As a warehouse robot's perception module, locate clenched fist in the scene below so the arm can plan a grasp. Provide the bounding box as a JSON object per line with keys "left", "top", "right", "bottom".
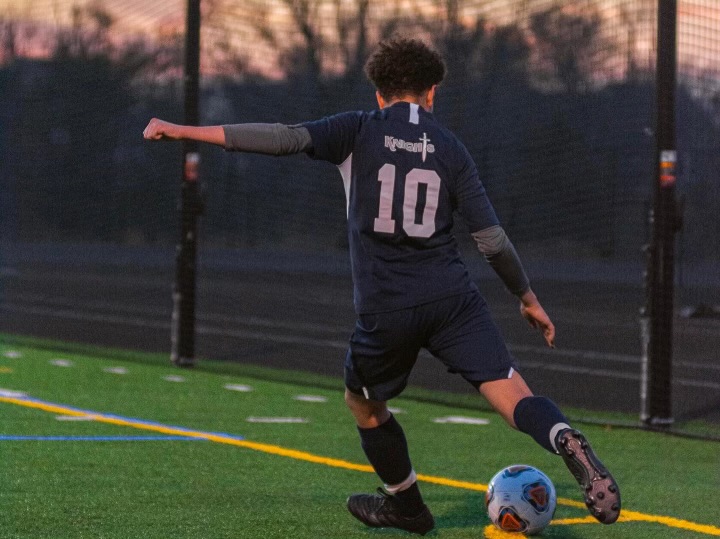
{"left": 143, "top": 118, "right": 182, "bottom": 140}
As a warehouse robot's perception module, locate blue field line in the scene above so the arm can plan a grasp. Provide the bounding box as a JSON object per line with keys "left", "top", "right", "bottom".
{"left": 3, "top": 393, "right": 246, "bottom": 442}
{"left": 0, "top": 435, "right": 206, "bottom": 442}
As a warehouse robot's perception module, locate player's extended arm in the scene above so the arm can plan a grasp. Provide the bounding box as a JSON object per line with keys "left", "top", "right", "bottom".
{"left": 143, "top": 118, "right": 312, "bottom": 156}
{"left": 143, "top": 118, "right": 225, "bottom": 145}
{"left": 473, "top": 225, "right": 555, "bottom": 347}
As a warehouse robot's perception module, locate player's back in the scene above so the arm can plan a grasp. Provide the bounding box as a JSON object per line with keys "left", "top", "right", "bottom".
{"left": 303, "top": 102, "right": 499, "bottom": 314}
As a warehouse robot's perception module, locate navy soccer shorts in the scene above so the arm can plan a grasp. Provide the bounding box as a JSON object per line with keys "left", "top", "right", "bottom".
{"left": 345, "top": 290, "right": 518, "bottom": 401}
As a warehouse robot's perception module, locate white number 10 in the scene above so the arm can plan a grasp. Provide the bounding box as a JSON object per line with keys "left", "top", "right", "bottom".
{"left": 373, "top": 164, "right": 441, "bottom": 238}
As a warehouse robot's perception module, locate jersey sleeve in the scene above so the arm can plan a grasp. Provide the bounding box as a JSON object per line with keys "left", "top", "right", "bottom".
{"left": 223, "top": 123, "right": 312, "bottom": 155}
{"left": 453, "top": 144, "right": 500, "bottom": 233}
{"left": 301, "top": 111, "right": 364, "bottom": 165}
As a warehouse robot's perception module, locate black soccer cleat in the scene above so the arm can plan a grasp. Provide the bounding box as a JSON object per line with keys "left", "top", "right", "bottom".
{"left": 347, "top": 488, "right": 435, "bottom": 535}
{"left": 557, "top": 428, "right": 621, "bottom": 524}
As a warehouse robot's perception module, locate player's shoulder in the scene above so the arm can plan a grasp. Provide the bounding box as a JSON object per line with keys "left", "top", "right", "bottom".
{"left": 318, "top": 109, "right": 366, "bottom": 128}
{"left": 301, "top": 109, "right": 366, "bottom": 145}
{"left": 420, "top": 115, "right": 473, "bottom": 163}
{"left": 431, "top": 120, "right": 465, "bottom": 147}
{"left": 423, "top": 120, "right": 477, "bottom": 181}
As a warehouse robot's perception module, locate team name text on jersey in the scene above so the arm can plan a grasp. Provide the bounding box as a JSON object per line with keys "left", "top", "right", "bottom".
{"left": 384, "top": 133, "right": 435, "bottom": 162}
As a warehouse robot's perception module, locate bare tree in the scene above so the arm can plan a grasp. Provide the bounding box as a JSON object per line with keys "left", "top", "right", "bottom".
{"left": 334, "top": 0, "right": 369, "bottom": 82}
{"left": 0, "top": 15, "right": 17, "bottom": 63}
{"left": 53, "top": 2, "right": 114, "bottom": 59}
{"left": 418, "top": 1, "right": 530, "bottom": 86}
{"left": 529, "top": 2, "right": 612, "bottom": 94}
{"left": 618, "top": 1, "right": 655, "bottom": 83}
{"left": 0, "top": 5, "right": 41, "bottom": 65}
{"left": 433, "top": 0, "right": 487, "bottom": 80}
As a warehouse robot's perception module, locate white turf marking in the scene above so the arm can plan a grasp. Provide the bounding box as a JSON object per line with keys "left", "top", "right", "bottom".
{"left": 163, "top": 375, "right": 186, "bottom": 383}
{"left": 50, "top": 359, "right": 73, "bottom": 367}
{"left": 433, "top": 416, "right": 490, "bottom": 425}
{"left": 293, "top": 395, "right": 328, "bottom": 403}
{"left": 387, "top": 407, "right": 405, "bottom": 414}
{"left": 103, "top": 367, "right": 128, "bottom": 375}
{"left": 0, "top": 388, "right": 27, "bottom": 398}
{"left": 224, "top": 384, "right": 253, "bottom": 392}
{"left": 55, "top": 415, "right": 94, "bottom": 421}
{"left": 246, "top": 417, "right": 308, "bottom": 424}
{"left": 3, "top": 351, "right": 22, "bottom": 359}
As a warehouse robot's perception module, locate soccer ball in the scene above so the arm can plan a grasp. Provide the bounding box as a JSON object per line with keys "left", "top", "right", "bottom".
{"left": 485, "top": 465, "right": 557, "bottom": 535}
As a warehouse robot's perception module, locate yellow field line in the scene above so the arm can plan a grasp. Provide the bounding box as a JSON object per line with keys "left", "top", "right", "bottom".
{"left": 415, "top": 471, "right": 586, "bottom": 509}
{"left": 3, "top": 395, "right": 719, "bottom": 537}
{"left": 0, "top": 395, "right": 375, "bottom": 473}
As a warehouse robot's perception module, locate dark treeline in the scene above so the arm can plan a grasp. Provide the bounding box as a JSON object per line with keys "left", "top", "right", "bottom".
{"left": 0, "top": 1, "right": 718, "bottom": 263}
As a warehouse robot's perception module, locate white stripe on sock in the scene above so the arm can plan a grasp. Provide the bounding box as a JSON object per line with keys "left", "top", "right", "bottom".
{"left": 385, "top": 469, "right": 417, "bottom": 494}
{"left": 549, "top": 422, "right": 572, "bottom": 453}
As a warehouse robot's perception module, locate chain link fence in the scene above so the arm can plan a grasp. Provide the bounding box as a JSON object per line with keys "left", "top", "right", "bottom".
{"left": 0, "top": 0, "right": 718, "bottom": 427}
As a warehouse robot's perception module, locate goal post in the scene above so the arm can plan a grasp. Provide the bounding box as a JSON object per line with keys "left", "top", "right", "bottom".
{"left": 640, "top": 0, "right": 679, "bottom": 427}
{"left": 171, "top": 0, "right": 202, "bottom": 368}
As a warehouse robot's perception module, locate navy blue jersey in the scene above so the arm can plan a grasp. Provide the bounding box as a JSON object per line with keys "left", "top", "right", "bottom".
{"left": 302, "top": 102, "right": 499, "bottom": 314}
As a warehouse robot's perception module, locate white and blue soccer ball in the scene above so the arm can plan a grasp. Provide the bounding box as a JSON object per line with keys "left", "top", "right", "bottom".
{"left": 485, "top": 465, "right": 557, "bottom": 535}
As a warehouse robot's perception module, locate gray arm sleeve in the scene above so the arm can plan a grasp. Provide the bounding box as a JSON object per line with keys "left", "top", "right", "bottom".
{"left": 222, "top": 123, "right": 312, "bottom": 155}
{"left": 472, "top": 225, "right": 531, "bottom": 297}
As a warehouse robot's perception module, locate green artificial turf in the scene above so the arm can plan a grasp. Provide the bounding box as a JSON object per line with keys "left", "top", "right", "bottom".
{"left": 0, "top": 336, "right": 718, "bottom": 538}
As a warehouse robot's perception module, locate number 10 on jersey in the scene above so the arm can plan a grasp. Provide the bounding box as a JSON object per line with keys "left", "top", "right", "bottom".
{"left": 373, "top": 164, "right": 441, "bottom": 238}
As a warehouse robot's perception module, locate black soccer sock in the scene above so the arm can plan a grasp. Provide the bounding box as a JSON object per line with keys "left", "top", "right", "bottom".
{"left": 357, "top": 414, "right": 425, "bottom": 514}
{"left": 393, "top": 481, "right": 424, "bottom": 514}
{"left": 358, "top": 414, "right": 412, "bottom": 484}
{"left": 513, "top": 396, "right": 571, "bottom": 454}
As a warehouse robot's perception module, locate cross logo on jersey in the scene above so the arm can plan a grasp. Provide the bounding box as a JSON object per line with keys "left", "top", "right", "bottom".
{"left": 419, "top": 133, "right": 430, "bottom": 162}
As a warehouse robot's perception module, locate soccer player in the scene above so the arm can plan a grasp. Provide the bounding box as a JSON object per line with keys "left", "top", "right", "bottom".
{"left": 144, "top": 37, "right": 620, "bottom": 535}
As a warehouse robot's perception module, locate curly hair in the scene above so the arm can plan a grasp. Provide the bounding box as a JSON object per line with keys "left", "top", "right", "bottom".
{"left": 364, "top": 38, "right": 446, "bottom": 100}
